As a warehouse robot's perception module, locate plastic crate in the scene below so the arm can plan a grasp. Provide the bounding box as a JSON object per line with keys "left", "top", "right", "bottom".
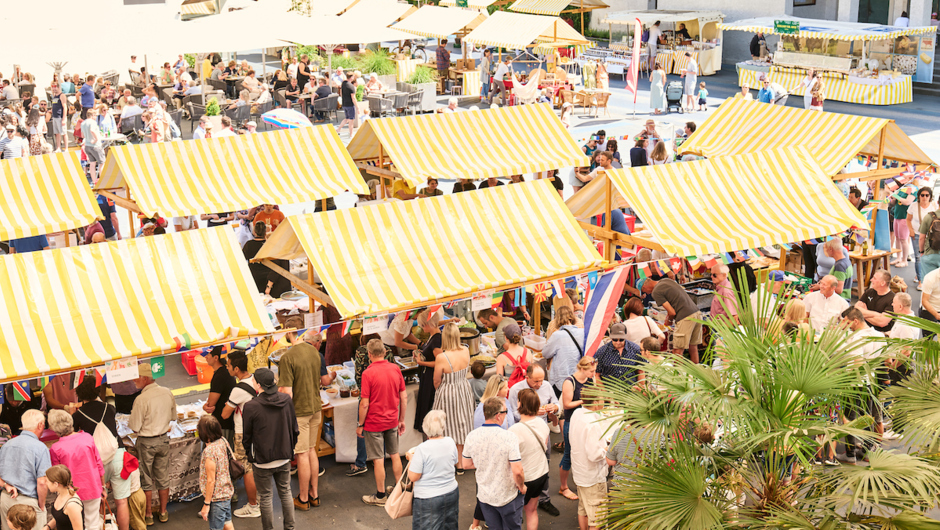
{"left": 181, "top": 350, "right": 199, "bottom": 376}
{"left": 681, "top": 279, "right": 715, "bottom": 312}
{"left": 787, "top": 274, "right": 814, "bottom": 291}
{"left": 524, "top": 334, "right": 547, "bottom": 352}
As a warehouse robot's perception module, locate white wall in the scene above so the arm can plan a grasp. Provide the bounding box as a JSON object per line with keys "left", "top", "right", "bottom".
{"left": 793, "top": 0, "right": 839, "bottom": 20}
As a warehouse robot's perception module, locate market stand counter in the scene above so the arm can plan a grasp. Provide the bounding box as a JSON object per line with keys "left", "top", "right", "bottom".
{"left": 736, "top": 64, "right": 913, "bottom": 105}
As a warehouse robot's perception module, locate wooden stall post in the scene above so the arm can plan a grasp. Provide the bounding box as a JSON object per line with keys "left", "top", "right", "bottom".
{"left": 379, "top": 144, "right": 388, "bottom": 199}
{"left": 870, "top": 126, "right": 888, "bottom": 241}
{"left": 532, "top": 290, "right": 541, "bottom": 336}
{"left": 126, "top": 187, "right": 135, "bottom": 239}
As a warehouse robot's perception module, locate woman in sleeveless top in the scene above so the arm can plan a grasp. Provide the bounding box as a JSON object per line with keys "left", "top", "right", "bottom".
{"left": 431, "top": 323, "right": 475, "bottom": 473}
{"left": 46, "top": 465, "right": 84, "bottom": 530}
{"left": 495, "top": 323, "right": 534, "bottom": 379}
{"left": 558, "top": 357, "right": 597, "bottom": 501}
{"left": 414, "top": 311, "right": 443, "bottom": 433}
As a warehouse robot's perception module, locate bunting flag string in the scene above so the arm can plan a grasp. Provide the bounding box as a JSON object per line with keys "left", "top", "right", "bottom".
{"left": 11, "top": 381, "right": 29, "bottom": 401}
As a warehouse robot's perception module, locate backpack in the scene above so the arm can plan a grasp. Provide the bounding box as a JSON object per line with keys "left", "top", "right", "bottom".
{"left": 928, "top": 212, "right": 940, "bottom": 251}
{"left": 505, "top": 350, "right": 530, "bottom": 390}
{"left": 79, "top": 406, "right": 118, "bottom": 465}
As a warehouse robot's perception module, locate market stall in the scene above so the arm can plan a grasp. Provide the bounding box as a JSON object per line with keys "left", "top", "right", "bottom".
{"left": 463, "top": 10, "right": 591, "bottom": 62}
{"left": 252, "top": 179, "right": 604, "bottom": 461}
{"left": 598, "top": 10, "right": 724, "bottom": 76}
{"left": 93, "top": 126, "right": 368, "bottom": 219}
{"left": 565, "top": 146, "right": 869, "bottom": 260}
{"left": 508, "top": 0, "right": 609, "bottom": 34}
{"left": 345, "top": 103, "right": 588, "bottom": 192}
{"left": 392, "top": 6, "right": 489, "bottom": 95}
{"left": 721, "top": 16, "right": 936, "bottom": 105}
{"left": 0, "top": 226, "right": 273, "bottom": 382}
{"left": 0, "top": 151, "right": 101, "bottom": 243}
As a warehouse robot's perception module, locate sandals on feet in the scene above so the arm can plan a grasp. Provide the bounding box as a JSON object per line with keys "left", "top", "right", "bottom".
{"left": 559, "top": 488, "right": 579, "bottom": 500}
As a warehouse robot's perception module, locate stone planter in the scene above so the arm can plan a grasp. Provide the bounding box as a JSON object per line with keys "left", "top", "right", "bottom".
{"left": 206, "top": 115, "right": 224, "bottom": 131}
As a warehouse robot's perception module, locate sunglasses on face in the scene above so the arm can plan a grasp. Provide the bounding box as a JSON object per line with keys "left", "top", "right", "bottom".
{"left": 921, "top": 193, "right": 931, "bottom": 197}
{"left": 612, "top": 339, "right": 625, "bottom": 342}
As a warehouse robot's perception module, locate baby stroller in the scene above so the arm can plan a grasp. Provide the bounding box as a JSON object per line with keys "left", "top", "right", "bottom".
{"left": 665, "top": 80, "right": 684, "bottom": 114}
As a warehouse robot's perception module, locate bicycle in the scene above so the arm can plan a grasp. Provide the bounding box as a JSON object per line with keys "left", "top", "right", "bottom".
{"left": 392, "top": 37, "right": 429, "bottom": 63}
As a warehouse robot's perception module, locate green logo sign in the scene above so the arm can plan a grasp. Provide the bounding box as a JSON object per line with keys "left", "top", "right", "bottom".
{"left": 774, "top": 20, "right": 800, "bottom": 34}
{"left": 456, "top": 0, "right": 468, "bottom": 6}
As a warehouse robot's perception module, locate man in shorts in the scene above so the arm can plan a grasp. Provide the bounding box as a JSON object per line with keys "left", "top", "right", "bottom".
{"left": 277, "top": 331, "right": 336, "bottom": 511}
{"left": 81, "top": 107, "right": 105, "bottom": 183}
{"left": 221, "top": 351, "right": 261, "bottom": 518}
{"left": 128, "top": 363, "right": 177, "bottom": 525}
{"left": 358, "top": 339, "right": 408, "bottom": 506}
{"left": 568, "top": 396, "right": 609, "bottom": 530}
{"left": 339, "top": 72, "right": 358, "bottom": 138}
{"left": 640, "top": 277, "right": 703, "bottom": 363}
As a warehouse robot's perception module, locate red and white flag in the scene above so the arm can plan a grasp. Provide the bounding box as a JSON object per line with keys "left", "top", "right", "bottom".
{"left": 626, "top": 17, "right": 642, "bottom": 103}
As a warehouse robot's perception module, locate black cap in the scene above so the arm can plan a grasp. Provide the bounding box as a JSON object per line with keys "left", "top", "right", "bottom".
{"left": 253, "top": 368, "right": 277, "bottom": 394}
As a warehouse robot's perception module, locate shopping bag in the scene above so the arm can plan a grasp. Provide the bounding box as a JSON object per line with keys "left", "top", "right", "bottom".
{"left": 384, "top": 462, "right": 413, "bottom": 519}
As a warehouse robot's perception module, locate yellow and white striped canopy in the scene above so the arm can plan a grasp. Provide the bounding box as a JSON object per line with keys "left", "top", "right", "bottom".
{"left": 0, "top": 151, "right": 101, "bottom": 241}
{"left": 679, "top": 98, "right": 933, "bottom": 176}
{"left": 718, "top": 16, "right": 936, "bottom": 41}
{"left": 94, "top": 127, "right": 367, "bottom": 218}
{"left": 255, "top": 180, "right": 603, "bottom": 318}
{"left": 345, "top": 104, "right": 588, "bottom": 187}
{"left": 0, "top": 227, "right": 273, "bottom": 382}
{"left": 568, "top": 146, "right": 869, "bottom": 257}
{"left": 463, "top": 11, "right": 590, "bottom": 49}
{"left": 440, "top": 0, "right": 499, "bottom": 9}
{"left": 392, "top": 6, "right": 487, "bottom": 39}
{"left": 510, "top": 0, "right": 608, "bottom": 16}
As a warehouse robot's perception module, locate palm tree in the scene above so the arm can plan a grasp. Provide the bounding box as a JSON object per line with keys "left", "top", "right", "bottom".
{"left": 593, "top": 279, "right": 940, "bottom": 529}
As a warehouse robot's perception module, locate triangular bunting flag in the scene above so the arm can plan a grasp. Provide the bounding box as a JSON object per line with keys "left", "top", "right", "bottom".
{"left": 11, "top": 381, "right": 29, "bottom": 401}
{"left": 549, "top": 279, "right": 566, "bottom": 298}
{"left": 704, "top": 256, "right": 718, "bottom": 269}
{"left": 172, "top": 332, "right": 192, "bottom": 352}
{"left": 340, "top": 321, "right": 352, "bottom": 336}
{"left": 533, "top": 283, "right": 550, "bottom": 303}
{"left": 427, "top": 304, "right": 443, "bottom": 316}
{"left": 491, "top": 291, "right": 504, "bottom": 308}
{"left": 71, "top": 370, "right": 85, "bottom": 389}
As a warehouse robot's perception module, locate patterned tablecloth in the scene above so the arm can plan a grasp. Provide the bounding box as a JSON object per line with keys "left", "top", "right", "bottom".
{"left": 736, "top": 66, "right": 912, "bottom": 105}
{"left": 124, "top": 434, "right": 204, "bottom": 504}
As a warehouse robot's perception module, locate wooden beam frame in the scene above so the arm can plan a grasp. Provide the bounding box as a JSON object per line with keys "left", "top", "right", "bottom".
{"left": 832, "top": 167, "right": 910, "bottom": 182}
{"left": 259, "top": 258, "right": 334, "bottom": 308}
{"left": 97, "top": 189, "right": 142, "bottom": 215}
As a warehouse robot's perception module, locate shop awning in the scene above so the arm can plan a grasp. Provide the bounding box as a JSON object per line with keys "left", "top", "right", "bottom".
{"left": 566, "top": 146, "right": 869, "bottom": 257}
{"left": 345, "top": 104, "right": 589, "bottom": 187}
{"left": 463, "top": 11, "right": 590, "bottom": 49}
{"left": 180, "top": 0, "right": 217, "bottom": 17}
{"left": 0, "top": 152, "right": 102, "bottom": 241}
{"left": 602, "top": 9, "right": 722, "bottom": 26}
{"left": 254, "top": 180, "right": 603, "bottom": 318}
{"left": 312, "top": 0, "right": 361, "bottom": 15}
{"left": 678, "top": 98, "right": 934, "bottom": 177}
{"left": 94, "top": 127, "right": 367, "bottom": 219}
{"left": 509, "top": 0, "right": 609, "bottom": 16}
{"left": 440, "top": 0, "right": 500, "bottom": 9}
{"left": 279, "top": 0, "right": 416, "bottom": 45}
{"left": 392, "top": 6, "right": 487, "bottom": 39}
{"left": 0, "top": 227, "right": 273, "bottom": 382}
{"left": 718, "top": 16, "right": 936, "bottom": 41}
{"left": 338, "top": 0, "right": 416, "bottom": 25}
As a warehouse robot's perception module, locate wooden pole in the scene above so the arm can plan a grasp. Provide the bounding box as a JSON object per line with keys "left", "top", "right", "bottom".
{"left": 126, "top": 187, "right": 135, "bottom": 238}
{"left": 580, "top": 0, "right": 584, "bottom": 35}
{"left": 379, "top": 145, "right": 388, "bottom": 199}
{"left": 533, "top": 296, "right": 541, "bottom": 335}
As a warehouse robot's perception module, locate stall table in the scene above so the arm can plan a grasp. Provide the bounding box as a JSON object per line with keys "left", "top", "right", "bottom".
{"left": 451, "top": 69, "right": 481, "bottom": 97}
{"left": 850, "top": 248, "right": 900, "bottom": 293}
{"left": 124, "top": 434, "right": 203, "bottom": 503}
{"left": 736, "top": 64, "right": 913, "bottom": 105}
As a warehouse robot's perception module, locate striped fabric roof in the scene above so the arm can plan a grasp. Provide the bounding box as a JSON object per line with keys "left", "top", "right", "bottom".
{"left": 345, "top": 104, "right": 589, "bottom": 186}
{"left": 94, "top": 127, "right": 367, "bottom": 218}
{"left": 439, "top": 0, "right": 499, "bottom": 9}
{"left": 254, "top": 180, "right": 603, "bottom": 318}
{"left": 392, "top": 6, "right": 487, "bottom": 39}
{"left": 718, "top": 16, "right": 936, "bottom": 41}
{"left": 678, "top": 98, "right": 933, "bottom": 176}
{"left": 601, "top": 9, "right": 722, "bottom": 25}
{"left": 463, "top": 11, "right": 589, "bottom": 49}
{"left": 0, "top": 227, "right": 272, "bottom": 382}
{"left": 568, "top": 147, "right": 869, "bottom": 257}
{"left": 509, "top": 0, "right": 608, "bottom": 15}
{"left": 0, "top": 151, "right": 102, "bottom": 240}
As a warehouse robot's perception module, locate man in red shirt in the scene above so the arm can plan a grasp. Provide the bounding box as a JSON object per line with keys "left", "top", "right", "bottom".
{"left": 356, "top": 339, "right": 407, "bottom": 507}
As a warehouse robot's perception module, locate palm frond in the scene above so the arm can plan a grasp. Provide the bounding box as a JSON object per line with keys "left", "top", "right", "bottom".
{"left": 882, "top": 369, "right": 940, "bottom": 450}
{"left": 816, "top": 448, "right": 940, "bottom": 510}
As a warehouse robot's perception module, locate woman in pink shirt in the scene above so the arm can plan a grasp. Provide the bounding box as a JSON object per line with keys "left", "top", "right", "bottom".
{"left": 48, "top": 410, "right": 105, "bottom": 530}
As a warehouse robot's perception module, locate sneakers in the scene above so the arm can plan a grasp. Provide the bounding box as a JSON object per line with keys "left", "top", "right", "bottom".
{"left": 293, "top": 496, "right": 309, "bottom": 511}
{"left": 538, "top": 501, "right": 560, "bottom": 517}
{"left": 319, "top": 467, "right": 326, "bottom": 477}
{"left": 362, "top": 494, "right": 386, "bottom": 506}
{"left": 346, "top": 465, "right": 368, "bottom": 477}
{"left": 824, "top": 459, "right": 839, "bottom": 466}
{"left": 145, "top": 516, "right": 154, "bottom": 527}
{"left": 835, "top": 453, "right": 857, "bottom": 465}
{"left": 234, "top": 503, "right": 261, "bottom": 518}
{"left": 883, "top": 430, "right": 900, "bottom": 440}
{"left": 158, "top": 512, "right": 169, "bottom": 524}
{"left": 456, "top": 467, "right": 465, "bottom": 476}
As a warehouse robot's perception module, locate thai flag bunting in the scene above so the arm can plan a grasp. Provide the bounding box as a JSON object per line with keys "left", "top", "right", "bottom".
{"left": 582, "top": 266, "right": 630, "bottom": 357}
{"left": 11, "top": 381, "right": 29, "bottom": 401}
{"left": 549, "top": 279, "right": 566, "bottom": 298}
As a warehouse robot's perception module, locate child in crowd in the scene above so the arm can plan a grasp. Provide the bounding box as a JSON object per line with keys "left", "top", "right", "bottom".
{"left": 127, "top": 468, "right": 148, "bottom": 530}
{"left": 6, "top": 505, "right": 36, "bottom": 530}
{"left": 697, "top": 82, "right": 708, "bottom": 111}
{"left": 469, "top": 361, "right": 487, "bottom": 405}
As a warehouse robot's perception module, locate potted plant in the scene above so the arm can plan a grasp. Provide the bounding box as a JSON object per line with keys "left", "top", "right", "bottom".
{"left": 406, "top": 68, "right": 438, "bottom": 113}
{"left": 205, "top": 97, "right": 223, "bottom": 131}
{"left": 359, "top": 50, "right": 397, "bottom": 88}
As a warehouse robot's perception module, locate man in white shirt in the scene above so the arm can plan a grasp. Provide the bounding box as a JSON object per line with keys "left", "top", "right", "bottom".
{"left": 893, "top": 11, "right": 910, "bottom": 26}
{"left": 489, "top": 58, "right": 512, "bottom": 105}
{"left": 214, "top": 116, "right": 237, "bottom": 137}
{"left": 920, "top": 266, "right": 940, "bottom": 324}
{"left": 838, "top": 307, "right": 884, "bottom": 464}
{"left": 569, "top": 396, "right": 610, "bottom": 530}
{"left": 804, "top": 275, "right": 849, "bottom": 333}
{"left": 648, "top": 21, "right": 663, "bottom": 70}
{"left": 1, "top": 80, "right": 19, "bottom": 100}
{"left": 287, "top": 57, "right": 299, "bottom": 80}
{"left": 120, "top": 97, "right": 143, "bottom": 121}
{"left": 221, "top": 351, "right": 260, "bottom": 517}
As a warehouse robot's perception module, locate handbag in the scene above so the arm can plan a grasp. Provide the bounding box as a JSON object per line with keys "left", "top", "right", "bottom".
{"left": 226, "top": 442, "right": 245, "bottom": 482}
{"left": 384, "top": 462, "right": 413, "bottom": 519}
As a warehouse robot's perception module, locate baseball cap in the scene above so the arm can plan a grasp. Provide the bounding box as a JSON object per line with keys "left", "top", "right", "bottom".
{"left": 636, "top": 278, "right": 648, "bottom": 293}
{"left": 769, "top": 270, "right": 786, "bottom": 282}
{"left": 138, "top": 363, "right": 153, "bottom": 378}
{"left": 247, "top": 121, "right": 257, "bottom": 127}
{"left": 254, "top": 368, "right": 277, "bottom": 394}
{"left": 503, "top": 323, "right": 522, "bottom": 341}
{"left": 609, "top": 323, "right": 628, "bottom": 340}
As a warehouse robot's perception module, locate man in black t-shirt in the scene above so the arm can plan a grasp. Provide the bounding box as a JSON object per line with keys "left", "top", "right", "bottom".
{"left": 339, "top": 73, "right": 358, "bottom": 138}
{"left": 312, "top": 78, "right": 333, "bottom": 122}
{"left": 855, "top": 269, "right": 895, "bottom": 333}
{"left": 204, "top": 345, "right": 236, "bottom": 442}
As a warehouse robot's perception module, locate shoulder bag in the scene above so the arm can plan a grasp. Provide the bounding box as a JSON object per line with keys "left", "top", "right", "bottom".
{"left": 226, "top": 440, "right": 246, "bottom": 482}
{"left": 561, "top": 328, "right": 583, "bottom": 357}
{"left": 384, "top": 461, "right": 413, "bottom": 519}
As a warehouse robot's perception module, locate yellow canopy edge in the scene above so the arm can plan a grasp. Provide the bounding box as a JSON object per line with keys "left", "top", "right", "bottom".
{"left": 463, "top": 11, "right": 590, "bottom": 49}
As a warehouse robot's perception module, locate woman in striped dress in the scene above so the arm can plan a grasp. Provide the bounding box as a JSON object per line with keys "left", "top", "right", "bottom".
{"left": 432, "top": 323, "right": 475, "bottom": 474}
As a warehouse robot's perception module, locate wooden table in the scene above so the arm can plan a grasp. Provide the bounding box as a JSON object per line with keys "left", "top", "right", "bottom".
{"left": 850, "top": 248, "right": 900, "bottom": 294}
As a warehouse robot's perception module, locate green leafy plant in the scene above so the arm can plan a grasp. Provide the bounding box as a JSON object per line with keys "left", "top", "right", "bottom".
{"left": 358, "top": 49, "right": 396, "bottom": 76}
{"left": 205, "top": 97, "right": 221, "bottom": 116}
{"left": 355, "top": 84, "right": 365, "bottom": 102}
{"left": 407, "top": 67, "right": 438, "bottom": 85}
{"left": 183, "top": 54, "right": 196, "bottom": 68}
{"left": 592, "top": 277, "right": 940, "bottom": 530}
{"left": 329, "top": 54, "right": 361, "bottom": 71}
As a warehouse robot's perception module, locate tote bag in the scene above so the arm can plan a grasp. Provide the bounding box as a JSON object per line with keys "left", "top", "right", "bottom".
{"left": 384, "top": 462, "right": 413, "bottom": 519}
